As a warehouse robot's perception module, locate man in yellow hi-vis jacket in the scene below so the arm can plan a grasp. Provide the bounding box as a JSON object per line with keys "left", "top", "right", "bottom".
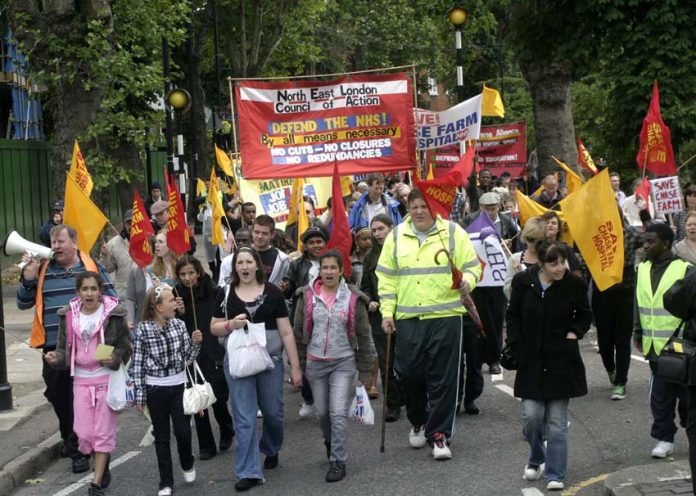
{"left": 633, "top": 223, "right": 691, "bottom": 459}
{"left": 377, "top": 189, "right": 481, "bottom": 461}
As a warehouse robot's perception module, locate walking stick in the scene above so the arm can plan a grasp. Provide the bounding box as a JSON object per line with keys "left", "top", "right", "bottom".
{"left": 380, "top": 330, "right": 392, "bottom": 453}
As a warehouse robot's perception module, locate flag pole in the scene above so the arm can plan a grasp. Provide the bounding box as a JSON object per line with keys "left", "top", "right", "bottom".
{"left": 678, "top": 153, "right": 696, "bottom": 171}
{"left": 379, "top": 331, "right": 392, "bottom": 453}
{"left": 188, "top": 284, "right": 199, "bottom": 331}
{"left": 227, "top": 79, "right": 239, "bottom": 157}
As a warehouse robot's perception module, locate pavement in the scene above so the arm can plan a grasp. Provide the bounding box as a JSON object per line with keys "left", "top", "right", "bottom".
{"left": 0, "top": 246, "right": 695, "bottom": 495}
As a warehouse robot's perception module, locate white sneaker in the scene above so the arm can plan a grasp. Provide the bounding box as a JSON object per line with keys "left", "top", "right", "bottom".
{"left": 158, "top": 488, "right": 172, "bottom": 496}
{"left": 547, "top": 480, "right": 565, "bottom": 491}
{"left": 409, "top": 425, "right": 427, "bottom": 449}
{"left": 298, "top": 402, "right": 315, "bottom": 418}
{"left": 183, "top": 466, "right": 196, "bottom": 483}
{"left": 257, "top": 409, "right": 263, "bottom": 418}
{"left": 432, "top": 434, "right": 452, "bottom": 460}
{"left": 651, "top": 441, "right": 674, "bottom": 458}
{"left": 522, "top": 463, "right": 545, "bottom": 481}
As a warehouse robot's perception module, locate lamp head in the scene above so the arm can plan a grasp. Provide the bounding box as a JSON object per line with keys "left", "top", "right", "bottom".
{"left": 447, "top": 6, "right": 470, "bottom": 27}
{"left": 166, "top": 88, "right": 191, "bottom": 112}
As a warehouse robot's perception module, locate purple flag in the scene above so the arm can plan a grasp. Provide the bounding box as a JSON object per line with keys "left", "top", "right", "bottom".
{"left": 465, "top": 211, "right": 500, "bottom": 242}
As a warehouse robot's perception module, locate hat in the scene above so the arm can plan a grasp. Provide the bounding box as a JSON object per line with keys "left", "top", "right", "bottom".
{"left": 53, "top": 200, "right": 64, "bottom": 211}
{"left": 301, "top": 226, "right": 327, "bottom": 244}
{"left": 122, "top": 209, "right": 133, "bottom": 222}
{"left": 150, "top": 182, "right": 162, "bottom": 192}
{"left": 479, "top": 192, "right": 501, "bottom": 206}
{"left": 151, "top": 200, "right": 169, "bottom": 215}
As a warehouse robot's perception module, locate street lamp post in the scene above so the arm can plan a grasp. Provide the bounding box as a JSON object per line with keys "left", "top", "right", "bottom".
{"left": 166, "top": 88, "right": 191, "bottom": 208}
{"left": 0, "top": 256, "right": 12, "bottom": 411}
{"left": 447, "top": 6, "right": 470, "bottom": 103}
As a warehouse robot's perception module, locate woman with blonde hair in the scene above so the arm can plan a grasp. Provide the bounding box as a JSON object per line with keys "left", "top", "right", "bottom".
{"left": 504, "top": 217, "right": 547, "bottom": 298}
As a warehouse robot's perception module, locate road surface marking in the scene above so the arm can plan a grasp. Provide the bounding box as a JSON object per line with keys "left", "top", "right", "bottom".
{"left": 631, "top": 354, "right": 648, "bottom": 363}
{"left": 495, "top": 384, "right": 520, "bottom": 401}
{"left": 561, "top": 473, "right": 609, "bottom": 495}
{"left": 51, "top": 451, "right": 141, "bottom": 496}
{"left": 521, "top": 488, "right": 545, "bottom": 495}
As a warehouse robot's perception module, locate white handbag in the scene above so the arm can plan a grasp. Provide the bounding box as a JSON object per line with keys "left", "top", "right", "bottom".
{"left": 183, "top": 361, "right": 217, "bottom": 415}
{"left": 226, "top": 322, "right": 274, "bottom": 379}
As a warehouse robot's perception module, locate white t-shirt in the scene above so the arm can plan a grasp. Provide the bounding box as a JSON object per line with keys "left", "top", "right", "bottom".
{"left": 308, "top": 259, "right": 320, "bottom": 282}
{"left": 365, "top": 200, "right": 386, "bottom": 223}
{"left": 79, "top": 304, "right": 105, "bottom": 345}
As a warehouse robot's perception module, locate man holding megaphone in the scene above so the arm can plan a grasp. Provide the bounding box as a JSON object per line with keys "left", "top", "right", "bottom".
{"left": 14, "top": 224, "right": 117, "bottom": 474}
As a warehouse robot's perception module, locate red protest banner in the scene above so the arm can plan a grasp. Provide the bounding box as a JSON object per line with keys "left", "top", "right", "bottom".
{"left": 236, "top": 73, "right": 416, "bottom": 179}
{"left": 129, "top": 191, "right": 155, "bottom": 269}
{"left": 636, "top": 81, "right": 677, "bottom": 177}
{"left": 475, "top": 122, "right": 527, "bottom": 177}
{"left": 166, "top": 175, "right": 191, "bottom": 254}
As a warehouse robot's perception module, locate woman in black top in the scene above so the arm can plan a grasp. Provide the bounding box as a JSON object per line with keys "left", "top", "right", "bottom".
{"left": 174, "top": 256, "right": 234, "bottom": 460}
{"left": 210, "top": 247, "right": 302, "bottom": 492}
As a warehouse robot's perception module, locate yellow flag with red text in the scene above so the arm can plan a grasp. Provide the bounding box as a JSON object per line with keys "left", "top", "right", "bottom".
{"left": 559, "top": 169, "right": 623, "bottom": 290}
{"left": 69, "top": 140, "right": 93, "bottom": 196}
{"left": 515, "top": 190, "right": 574, "bottom": 245}
{"left": 551, "top": 156, "right": 582, "bottom": 194}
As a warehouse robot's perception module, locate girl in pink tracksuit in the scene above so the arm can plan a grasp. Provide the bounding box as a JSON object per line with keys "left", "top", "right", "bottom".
{"left": 46, "top": 271, "right": 131, "bottom": 496}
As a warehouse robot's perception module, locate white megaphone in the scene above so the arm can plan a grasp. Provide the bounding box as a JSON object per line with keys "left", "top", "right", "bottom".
{"left": 3, "top": 230, "right": 55, "bottom": 269}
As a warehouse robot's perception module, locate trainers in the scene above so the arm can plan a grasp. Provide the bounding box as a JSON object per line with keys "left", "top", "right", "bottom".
{"left": 489, "top": 362, "right": 502, "bottom": 375}
{"left": 611, "top": 384, "right": 626, "bottom": 400}
{"left": 607, "top": 369, "right": 616, "bottom": 385}
{"left": 299, "top": 402, "right": 315, "bottom": 418}
{"left": 157, "top": 488, "right": 172, "bottom": 496}
{"left": 88, "top": 483, "right": 105, "bottom": 496}
{"left": 432, "top": 433, "right": 452, "bottom": 460}
{"left": 325, "top": 461, "right": 346, "bottom": 482}
{"left": 257, "top": 409, "right": 263, "bottom": 418}
{"left": 409, "top": 425, "right": 427, "bottom": 449}
{"left": 547, "top": 480, "right": 565, "bottom": 491}
{"left": 523, "top": 463, "right": 544, "bottom": 481}
{"left": 183, "top": 466, "right": 196, "bottom": 483}
{"left": 651, "top": 441, "right": 674, "bottom": 458}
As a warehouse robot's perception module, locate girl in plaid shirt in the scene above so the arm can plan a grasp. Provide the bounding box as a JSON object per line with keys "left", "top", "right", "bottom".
{"left": 132, "top": 284, "right": 202, "bottom": 496}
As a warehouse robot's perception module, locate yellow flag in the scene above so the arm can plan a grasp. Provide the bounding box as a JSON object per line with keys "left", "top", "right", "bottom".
{"left": 340, "top": 176, "right": 353, "bottom": 196}
{"left": 214, "top": 144, "right": 235, "bottom": 177}
{"left": 515, "top": 190, "right": 574, "bottom": 245}
{"left": 208, "top": 168, "right": 226, "bottom": 246}
{"left": 559, "top": 169, "right": 624, "bottom": 290}
{"left": 482, "top": 84, "right": 505, "bottom": 118}
{"left": 287, "top": 178, "right": 309, "bottom": 250}
{"left": 196, "top": 178, "right": 206, "bottom": 197}
{"left": 426, "top": 160, "right": 434, "bottom": 180}
{"left": 63, "top": 174, "right": 108, "bottom": 253}
{"left": 551, "top": 156, "right": 582, "bottom": 194}
{"left": 69, "top": 140, "right": 93, "bottom": 196}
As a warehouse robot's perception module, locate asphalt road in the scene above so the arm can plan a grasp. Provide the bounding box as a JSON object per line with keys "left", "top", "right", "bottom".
{"left": 10, "top": 330, "right": 687, "bottom": 496}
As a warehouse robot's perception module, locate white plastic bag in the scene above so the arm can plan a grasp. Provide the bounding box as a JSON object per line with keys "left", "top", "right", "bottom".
{"left": 183, "top": 361, "right": 217, "bottom": 415}
{"left": 226, "top": 322, "right": 274, "bottom": 379}
{"left": 107, "top": 364, "right": 135, "bottom": 411}
{"left": 349, "top": 385, "right": 374, "bottom": 425}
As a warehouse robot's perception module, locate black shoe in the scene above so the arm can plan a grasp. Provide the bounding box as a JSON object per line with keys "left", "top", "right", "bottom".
{"left": 385, "top": 407, "right": 401, "bottom": 422}
{"left": 325, "top": 461, "right": 346, "bottom": 483}
{"left": 88, "top": 482, "right": 105, "bottom": 496}
{"left": 464, "top": 402, "right": 480, "bottom": 415}
{"left": 200, "top": 451, "right": 217, "bottom": 461}
{"left": 324, "top": 440, "right": 331, "bottom": 460}
{"left": 234, "top": 478, "right": 262, "bottom": 492}
{"left": 100, "top": 454, "right": 111, "bottom": 489}
{"left": 489, "top": 363, "right": 502, "bottom": 375}
{"left": 219, "top": 432, "right": 234, "bottom": 452}
{"left": 72, "top": 454, "right": 90, "bottom": 474}
{"left": 61, "top": 435, "right": 79, "bottom": 458}
{"left": 263, "top": 454, "right": 278, "bottom": 469}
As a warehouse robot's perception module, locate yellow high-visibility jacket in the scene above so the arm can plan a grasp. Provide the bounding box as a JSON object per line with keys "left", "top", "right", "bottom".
{"left": 377, "top": 216, "right": 481, "bottom": 321}
{"left": 636, "top": 258, "right": 690, "bottom": 356}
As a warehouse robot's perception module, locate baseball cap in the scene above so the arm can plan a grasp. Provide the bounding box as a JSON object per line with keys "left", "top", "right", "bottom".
{"left": 151, "top": 200, "right": 169, "bottom": 215}
{"left": 301, "top": 226, "right": 327, "bottom": 244}
{"left": 53, "top": 200, "right": 64, "bottom": 211}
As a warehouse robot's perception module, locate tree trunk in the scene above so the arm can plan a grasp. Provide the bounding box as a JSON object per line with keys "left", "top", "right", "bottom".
{"left": 520, "top": 60, "right": 578, "bottom": 178}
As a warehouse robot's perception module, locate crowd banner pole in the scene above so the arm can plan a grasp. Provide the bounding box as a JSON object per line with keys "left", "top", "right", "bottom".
{"left": 227, "top": 78, "right": 239, "bottom": 158}
{"left": 411, "top": 64, "right": 421, "bottom": 172}
{"left": 227, "top": 64, "right": 416, "bottom": 82}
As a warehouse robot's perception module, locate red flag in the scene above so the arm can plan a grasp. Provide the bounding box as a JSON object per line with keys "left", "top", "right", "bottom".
{"left": 166, "top": 174, "right": 191, "bottom": 254}
{"left": 413, "top": 145, "right": 475, "bottom": 219}
{"left": 636, "top": 81, "right": 677, "bottom": 177}
{"left": 325, "top": 162, "right": 352, "bottom": 278}
{"left": 635, "top": 177, "right": 651, "bottom": 203}
{"left": 577, "top": 139, "right": 598, "bottom": 175}
{"left": 129, "top": 191, "right": 155, "bottom": 268}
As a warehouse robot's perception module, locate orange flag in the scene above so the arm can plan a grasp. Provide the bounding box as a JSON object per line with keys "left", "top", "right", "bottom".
{"left": 577, "top": 139, "right": 598, "bottom": 175}
{"left": 166, "top": 174, "right": 191, "bottom": 254}
{"left": 129, "top": 191, "right": 155, "bottom": 268}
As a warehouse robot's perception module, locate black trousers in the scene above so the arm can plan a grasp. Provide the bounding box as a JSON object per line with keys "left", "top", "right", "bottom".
{"left": 394, "top": 316, "right": 462, "bottom": 441}
{"left": 471, "top": 287, "right": 507, "bottom": 365}
{"left": 371, "top": 325, "right": 402, "bottom": 409}
{"left": 191, "top": 361, "right": 234, "bottom": 455}
{"left": 649, "top": 362, "right": 688, "bottom": 443}
{"left": 592, "top": 285, "right": 633, "bottom": 386}
{"left": 146, "top": 384, "right": 194, "bottom": 489}
{"left": 42, "top": 354, "right": 79, "bottom": 456}
{"left": 459, "top": 316, "right": 484, "bottom": 407}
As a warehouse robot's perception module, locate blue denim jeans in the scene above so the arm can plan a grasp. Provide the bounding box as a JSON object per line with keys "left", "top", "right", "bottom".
{"left": 224, "top": 355, "right": 285, "bottom": 480}
{"left": 521, "top": 398, "right": 569, "bottom": 483}
{"left": 305, "top": 356, "right": 357, "bottom": 463}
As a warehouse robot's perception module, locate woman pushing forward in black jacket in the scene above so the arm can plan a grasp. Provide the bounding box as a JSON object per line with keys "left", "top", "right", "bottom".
{"left": 505, "top": 240, "right": 592, "bottom": 492}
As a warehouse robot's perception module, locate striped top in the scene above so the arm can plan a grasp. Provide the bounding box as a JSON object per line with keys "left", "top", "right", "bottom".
{"left": 17, "top": 256, "right": 116, "bottom": 349}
